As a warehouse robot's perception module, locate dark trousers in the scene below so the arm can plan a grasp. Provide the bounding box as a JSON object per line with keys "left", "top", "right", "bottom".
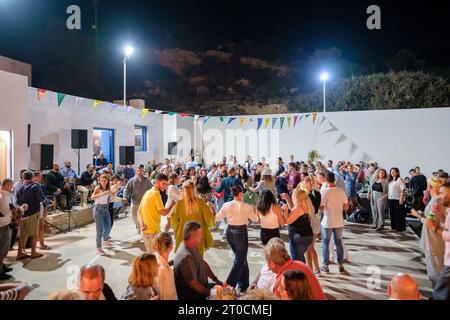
{"left": 413, "top": 196, "right": 425, "bottom": 211}
{"left": 389, "top": 199, "right": 405, "bottom": 231}
{"left": 0, "top": 226, "right": 12, "bottom": 268}
{"left": 57, "top": 188, "right": 72, "bottom": 209}
{"left": 109, "top": 203, "right": 114, "bottom": 228}
{"left": 226, "top": 225, "right": 249, "bottom": 291}
{"left": 10, "top": 225, "right": 18, "bottom": 249}
{"left": 260, "top": 228, "right": 280, "bottom": 246}
{"left": 288, "top": 228, "right": 313, "bottom": 263}
{"left": 434, "top": 266, "right": 450, "bottom": 300}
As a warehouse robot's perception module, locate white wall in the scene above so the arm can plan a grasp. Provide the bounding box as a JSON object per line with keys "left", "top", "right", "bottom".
{"left": 0, "top": 70, "right": 29, "bottom": 180}
{"left": 202, "top": 108, "right": 450, "bottom": 178}
{"left": 27, "top": 87, "right": 165, "bottom": 174}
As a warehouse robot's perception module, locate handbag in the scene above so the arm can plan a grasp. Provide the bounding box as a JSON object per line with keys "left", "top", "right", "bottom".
{"left": 310, "top": 211, "right": 322, "bottom": 235}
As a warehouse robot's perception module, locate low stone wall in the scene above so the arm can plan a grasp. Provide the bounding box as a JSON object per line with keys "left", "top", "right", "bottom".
{"left": 44, "top": 206, "right": 94, "bottom": 235}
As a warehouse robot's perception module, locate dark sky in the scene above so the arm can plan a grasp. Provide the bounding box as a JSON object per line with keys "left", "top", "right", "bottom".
{"left": 0, "top": 0, "right": 449, "bottom": 102}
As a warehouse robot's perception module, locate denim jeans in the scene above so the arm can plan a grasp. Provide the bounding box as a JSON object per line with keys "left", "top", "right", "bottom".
{"left": 225, "top": 225, "right": 249, "bottom": 291}
{"left": 288, "top": 228, "right": 313, "bottom": 263}
{"left": 322, "top": 227, "right": 344, "bottom": 265}
{"left": 93, "top": 204, "right": 111, "bottom": 248}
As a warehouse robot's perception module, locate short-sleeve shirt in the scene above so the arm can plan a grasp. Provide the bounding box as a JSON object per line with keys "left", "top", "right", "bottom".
{"left": 138, "top": 187, "right": 164, "bottom": 234}
{"left": 174, "top": 243, "right": 208, "bottom": 300}
{"left": 215, "top": 200, "right": 258, "bottom": 226}
{"left": 320, "top": 187, "right": 348, "bottom": 229}
{"left": 388, "top": 178, "right": 406, "bottom": 200}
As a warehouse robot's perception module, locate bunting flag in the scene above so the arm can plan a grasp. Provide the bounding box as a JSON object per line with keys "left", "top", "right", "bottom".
{"left": 127, "top": 106, "right": 133, "bottom": 113}
{"left": 168, "top": 112, "right": 176, "bottom": 116}
{"left": 110, "top": 103, "right": 118, "bottom": 112}
{"left": 180, "top": 113, "right": 189, "bottom": 117}
{"left": 312, "top": 112, "right": 318, "bottom": 124}
{"left": 154, "top": 110, "right": 163, "bottom": 114}
{"left": 141, "top": 108, "right": 150, "bottom": 119}
{"left": 322, "top": 121, "right": 338, "bottom": 134}
{"left": 37, "top": 89, "right": 46, "bottom": 101}
{"left": 249, "top": 118, "right": 254, "bottom": 122}
{"left": 228, "top": 117, "right": 237, "bottom": 125}
{"left": 350, "top": 142, "right": 358, "bottom": 156}
{"left": 93, "top": 100, "right": 102, "bottom": 109}
{"left": 335, "top": 134, "right": 347, "bottom": 145}
{"left": 305, "top": 114, "right": 311, "bottom": 118}
{"left": 362, "top": 152, "right": 372, "bottom": 162}
{"left": 297, "top": 115, "right": 304, "bottom": 126}
{"left": 239, "top": 118, "right": 245, "bottom": 126}
{"left": 280, "top": 117, "right": 285, "bottom": 129}
{"left": 257, "top": 118, "right": 263, "bottom": 130}
{"left": 293, "top": 115, "right": 299, "bottom": 127}
{"left": 272, "top": 118, "right": 277, "bottom": 129}
{"left": 57, "top": 93, "right": 66, "bottom": 107}
{"left": 219, "top": 116, "right": 226, "bottom": 123}
{"left": 287, "top": 116, "right": 292, "bottom": 128}
{"left": 264, "top": 118, "right": 270, "bottom": 129}
{"left": 203, "top": 116, "right": 210, "bottom": 124}
{"left": 75, "top": 97, "right": 84, "bottom": 104}
{"left": 320, "top": 115, "right": 327, "bottom": 125}
{"left": 194, "top": 115, "right": 200, "bottom": 121}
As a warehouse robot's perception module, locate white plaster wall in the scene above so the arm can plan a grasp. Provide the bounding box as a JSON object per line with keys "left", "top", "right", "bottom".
{"left": 202, "top": 108, "right": 450, "bottom": 178}
{"left": 27, "top": 87, "right": 164, "bottom": 173}
{"left": 0, "top": 70, "right": 29, "bottom": 180}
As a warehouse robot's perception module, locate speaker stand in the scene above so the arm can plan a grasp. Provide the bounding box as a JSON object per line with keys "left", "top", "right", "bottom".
{"left": 76, "top": 148, "right": 81, "bottom": 176}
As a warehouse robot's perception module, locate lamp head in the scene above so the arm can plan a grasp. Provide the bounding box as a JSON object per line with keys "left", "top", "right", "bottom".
{"left": 320, "top": 72, "right": 329, "bottom": 82}
{"left": 124, "top": 46, "right": 134, "bottom": 58}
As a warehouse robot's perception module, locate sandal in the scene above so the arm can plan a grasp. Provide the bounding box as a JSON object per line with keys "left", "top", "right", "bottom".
{"left": 39, "top": 245, "right": 52, "bottom": 250}
{"left": 16, "top": 254, "right": 31, "bottom": 260}
{"left": 30, "top": 253, "right": 44, "bottom": 259}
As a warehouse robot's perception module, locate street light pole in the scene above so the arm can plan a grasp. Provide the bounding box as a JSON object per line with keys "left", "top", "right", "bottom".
{"left": 323, "top": 80, "right": 326, "bottom": 114}
{"left": 123, "top": 56, "right": 127, "bottom": 107}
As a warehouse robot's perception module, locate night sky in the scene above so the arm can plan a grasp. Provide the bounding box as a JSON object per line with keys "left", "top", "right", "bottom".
{"left": 0, "top": 0, "right": 449, "bottom": 109}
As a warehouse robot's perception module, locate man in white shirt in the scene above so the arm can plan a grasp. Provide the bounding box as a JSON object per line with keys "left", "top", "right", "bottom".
{"left": 320, "top": 172, "right": 349, "bottom": 274}
{"left": 215, "top": 185, "right": 258, "bottom": 292}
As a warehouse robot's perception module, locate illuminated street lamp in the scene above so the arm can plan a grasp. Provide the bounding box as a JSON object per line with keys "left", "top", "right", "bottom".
{"left": 123, "top": 45, "right": 135, "bottom": 106}
{"left": 320, "top": 72, "right": 329, "bottom": 113}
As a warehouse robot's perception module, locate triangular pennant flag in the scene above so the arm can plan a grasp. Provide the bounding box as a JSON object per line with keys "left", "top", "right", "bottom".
{"left": 350, "top": 142, "right": 358, "bottom": 156}
{"left": 219, "top": 116, "right": 226, "bottom": 123}
{"left": 256, "top": 118, "right": 263, "bottom": 130}
{"left": 141, "top": 108, "right": 150, "bottom": 119}
{"left": 280, "top": 117, "right": 285, "bottom": 129}
{"left": 154, "top": 110, "right": 163, "bottom": 114}
{"left": 297, "top": 115, "right": 304, "bottom": 126}
{"left": 293, "top": 115, "right": 299, "bottom": 127}
{"left": 287, "top": 116, "right": 292, "bottom": 128}
{"left": 322, "top": 120, "right": 338, "bottom": 134}
{"left": 37, "top": 89, "right": 46, "bottom": 101}
{"left": 93, "top": 100, "right": 102, "bottom": 108}
{"left": 228, "top": 117, "right": 237, "bottom": 125}
{"left": 57, "top": 93, "right": 66, "bottom": 107}
{"left": 203, "top": 116, "right": 210, "bottom": 124}
{"left": 168, "top": 112, "right": 176, "bottom": 116}
{"left": 264, "top": 118, "right": 270, "bottom": 129}
{"left": 335, "top": 134, "right": 347, "bottom": 145}
{"left": 320, "top": 115, "right": 326, "bottom": 125}
{"left": 362, "top": 152, "right": 372, "bottom": 162}
{"left": 312, "top": 112, "right": 318, "bottom": 124}
{"left": 110, "top": 103, "right": 118, "bottom": 112}
{"left": 194, "top": 115, "right": 200, "bottom": 121}
{"left": 305, "top": 114, "right": 311, "bottom": 118}
{"left": 75, "top": 97, "right": 83, "bottom": 104}
{"left": 127, "top": 106, "right": 133, "bottom": 113}
{"left": 239, "top": 118, "right": 245, "bottom": 126}
{"left": 272, "top": 118, "right": 277, "bottom": 129}
{"left": 180, "top": 113, "right": 189, "bottom": 117}
{"left": 249, "top": 118, "right": 254, "bottom": 122}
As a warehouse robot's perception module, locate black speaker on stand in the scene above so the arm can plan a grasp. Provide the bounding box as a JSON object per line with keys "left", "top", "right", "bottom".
{"left": 71, "top": 129, "right": 88, "bottom": 175}
{"left": 119, "top": 146, "right": 135, "bottom": 165}
{"left": 30, "top": 144, "right": 54, "bottom": 171}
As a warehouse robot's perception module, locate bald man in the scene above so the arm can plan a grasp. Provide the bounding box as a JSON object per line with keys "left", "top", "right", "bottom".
{"left": 387, "top": 273, "right": 421, "bottom": 300}
{"left": 78, "top": 264, "right": 116, "bottom": 300}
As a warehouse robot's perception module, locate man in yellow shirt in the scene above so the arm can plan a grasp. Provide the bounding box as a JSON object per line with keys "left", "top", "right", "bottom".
{"left": 138, "top": 174, "right": 176, "bottom": 252}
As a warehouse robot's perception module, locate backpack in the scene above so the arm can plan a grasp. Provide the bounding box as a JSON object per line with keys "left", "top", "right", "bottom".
{"left": 347, "top": 208, "right": 371, "bottom": 224}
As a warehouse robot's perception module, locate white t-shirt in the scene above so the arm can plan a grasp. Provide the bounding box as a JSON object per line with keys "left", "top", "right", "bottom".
{"left": 320, "top": 187, "right": 348, "bottom": 229}
{"left": 259, "top": 205, "right": 279, "bottom": 229}
{"left": 256, "top": 264, "right": 277, "bottom": 291}
{"left": 215, "top": 200, "right": 258, "bottom": 225}
{"left": 0, "top": 189, "right": 13, "bottom": 228}
{"left": 166, "top": 185, "right": 182, "bottom": 216}
{"left": 388, "top": 178, "right": 406, "bottom": 200}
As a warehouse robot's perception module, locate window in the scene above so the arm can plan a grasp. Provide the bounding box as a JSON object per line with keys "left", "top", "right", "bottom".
{"left": 134, "top": 125, "right": 147, "bottom": 152}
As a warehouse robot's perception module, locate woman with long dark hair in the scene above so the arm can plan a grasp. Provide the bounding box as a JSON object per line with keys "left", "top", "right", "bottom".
{"left": 388, "top": 167, "right": 406, "bottom": 232}
{"left": 256, "top": 190, "right": 285, "bottom": 245}
{"left": 196, "top": 176, "right": 216, "bottom": 214}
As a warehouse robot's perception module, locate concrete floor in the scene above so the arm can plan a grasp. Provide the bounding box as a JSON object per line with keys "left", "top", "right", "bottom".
{"left": 2, "top": 208, "right": 433, "bottom": 300}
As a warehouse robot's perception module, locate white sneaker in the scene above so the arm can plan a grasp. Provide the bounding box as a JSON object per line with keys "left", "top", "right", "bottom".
{"left": 96, "top": 248, "right": 106, "bottom": 256}
{"left": 102, "top": 240, "right": 113, "bottom": 248}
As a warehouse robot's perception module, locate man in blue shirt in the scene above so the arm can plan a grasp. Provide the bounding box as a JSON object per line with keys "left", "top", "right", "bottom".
{"left": 215, "top": 168, "right": 244, "bottom": 203}
{"left": 123, "top": 165, "right": 135, "bottom": 181}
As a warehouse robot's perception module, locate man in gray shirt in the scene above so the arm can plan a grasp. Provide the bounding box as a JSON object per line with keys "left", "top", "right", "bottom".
{"left": 123, "top": 166, "right": 152, "bottom": 232}
{"left": 174, "top": 221, "right": 221, "bottom": 300}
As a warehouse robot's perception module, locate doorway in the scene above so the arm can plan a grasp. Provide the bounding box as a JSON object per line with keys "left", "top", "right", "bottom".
{"left": 93, "top": 128, "right": 114, "bottom": 169}
{"left": 0, "top": 130, "right": 12, "bottom": 181}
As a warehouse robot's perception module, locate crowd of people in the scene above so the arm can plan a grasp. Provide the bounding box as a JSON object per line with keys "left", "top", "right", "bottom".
{"left": 1, "top": 154, "right": 449, "bottom": 300}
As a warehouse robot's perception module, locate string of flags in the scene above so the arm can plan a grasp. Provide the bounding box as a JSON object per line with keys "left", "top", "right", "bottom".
{"left": 33, "top": 87, "right": 323, "bottom": 127}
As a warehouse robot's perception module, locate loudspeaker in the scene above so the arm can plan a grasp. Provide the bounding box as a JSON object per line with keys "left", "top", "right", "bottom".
{"left": 119, "top": 146, "right": 135, "bottom": 165}
{"left": 30, "top": 144, "right": 54, "bottom": 171}
{"left": 71, "top": 129, "right": 88, "bottom": 149}
{"left": 27, "top": 124, "right": 31, "bottom": 147}
{"left": 168, "top": 142, "right": 177, "bottom": 155}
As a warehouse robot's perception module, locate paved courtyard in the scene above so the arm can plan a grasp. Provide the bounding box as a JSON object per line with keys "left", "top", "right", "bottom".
{"left": 1, "top": 209, "right": 433, "bottom": 300}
